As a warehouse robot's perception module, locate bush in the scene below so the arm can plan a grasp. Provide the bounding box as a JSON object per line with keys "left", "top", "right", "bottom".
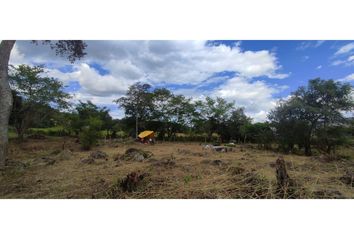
{"left": 79, "top": 127, "right": 100, "bottom": 150}
{"left": 79, "top": 117, "right": 103, "bottom": 150}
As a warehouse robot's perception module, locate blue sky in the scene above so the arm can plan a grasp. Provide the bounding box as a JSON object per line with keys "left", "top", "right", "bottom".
{"left": 9, "top": 40, "right": 354, "bottom": 122}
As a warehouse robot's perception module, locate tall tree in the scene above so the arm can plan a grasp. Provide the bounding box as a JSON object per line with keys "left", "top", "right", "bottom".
{"left": 0, "top": 41, "right": 15, "bottom": 167}
{"left": 269, "top": 78, "right": 354, "bottom": 155}
{"left": 193, "top": 97, "right": 234, "bottom": 142}
{"left": 225, "top": 107, "right": 252, "bottom": 142}
{"left": 150, "top": 88, "right": 195, "bottom": 140}
{"left": 9, "top": 65, "right": 71, "bottom": 139}
{"left": 0, "top": 40, "right": 86, "bottom": 166}
{"left": 151, "top": 88, "right": 173, "bottom": 140}
{"left": 114, "top": 82, "right": 153, "bottom": 138}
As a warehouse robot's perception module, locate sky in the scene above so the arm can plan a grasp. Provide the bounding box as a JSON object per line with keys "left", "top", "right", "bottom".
{"left": 9, "top": 40, "right": 354, "bottom": 122}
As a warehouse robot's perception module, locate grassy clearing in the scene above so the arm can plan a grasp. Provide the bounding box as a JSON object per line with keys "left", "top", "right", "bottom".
{"left": 0, "top": 138, "right": 353, "bottom": 199}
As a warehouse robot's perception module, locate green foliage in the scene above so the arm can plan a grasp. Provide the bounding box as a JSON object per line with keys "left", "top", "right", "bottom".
{"left": 241, "top": 122, "right": 274, "bottom": 149}
{"left": 70, "top": 101, "right": 113, "bottom": 138}
{"left": 79, "top": 117, "right": 103, "bottom": 150}
{"left": 183, "top": 175, "right": 193, "bottom": 184}
{"left": 193, "top": 97, "right": 235, "bottom": 141}
{"left": 8, "top": 65, "right": 71, "bottom": 139}
{"left": 115, "top": 82, "right": 154, "bottom": 133}
{"left": 27, "top": 126, "right": 65, "bottom": 136}
{"left": 269, "top": 78, "right": 354, "bottom": 155}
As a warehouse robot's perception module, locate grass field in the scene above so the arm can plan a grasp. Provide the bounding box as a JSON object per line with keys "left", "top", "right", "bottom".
{"left": 1, "top": 137, "right": 353, "bottom": 199}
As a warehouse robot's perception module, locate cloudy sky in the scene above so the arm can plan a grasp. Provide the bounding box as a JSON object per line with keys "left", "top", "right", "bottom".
{"left": 9, "top": 40, "right": 354, "bottom": 122}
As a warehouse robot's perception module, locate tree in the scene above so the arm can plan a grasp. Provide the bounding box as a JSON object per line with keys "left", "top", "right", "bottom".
{"left": 241, "top": 122, "right": 274, "bottom": 149}
{"left": 151, "top": 88, "right": 173, "bottom": 140}
{"left": 225, "top": 108, "right": 252, "bottom": 142}
{"left": 68, "top": 101, "right": 112, "bottom": 149}
{"left": 193, "top": 97, "right": 234, "bottom": 142}
{"left": 8, "top": 65, "right": 71, "bottom": 139}
{"left": 71, "top": 101, "right": 112, "bottom": 135}
{"left": 269, "top": 78, "right": 354, "bottom": 155}
{"left": 150, "top": 88, "right": 195, "bottom": 140}
{"left": 268, "top": 100, "right": 308, "bottom": 153}
{"left": 0, "top": 40, "right": 86, "bottom": 167}
{"left": 114, "top": 82, "right": 153, "bottom": 138}
{"left": 79, "top": 117, "right": 103, "bottom": 150}
{"left": 165, "top": 94, "right": 195, "bottom": 139}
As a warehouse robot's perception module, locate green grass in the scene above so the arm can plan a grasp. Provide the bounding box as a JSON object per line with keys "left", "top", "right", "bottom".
{"left": 27, "top": 126, "right": 66, "bottom": 137}
{"left": 8, "top": 129, "right": 18, "bottom": 139}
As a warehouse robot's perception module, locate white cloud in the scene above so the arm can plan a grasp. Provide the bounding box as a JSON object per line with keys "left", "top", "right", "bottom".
{"left": 316, "top": 65, "right": 322, "bottom": 69}
{"left": 332, "top": 60, "right": 346, "bottom": 66}
{"left": 71, "top": 91, "right": 119, "bottom": 105}
{"left": 11, "top": 41, "right": 289, "bottom": 87}
{"left": 302, "top": 55, "right": 310, "bottom": 61}
{"left": 9, "top": 41, "right": 290, "bottom": 120}
{"left": 297, "top": 41, "right": 325, "bottom": 50}
{"left": 348, "top": 55, "right": 354, "bottom": 62}
{"left": 211, "top": 76, "right": 287, "bottom": 122}
{"left": 338, "top": 73, "right": 354, "bottom": 82}
{"left": 71, "top": 63, "right": 131, "bottom": 96}
{"left": 335, "top": 42, "right": 354, "bottom": 55}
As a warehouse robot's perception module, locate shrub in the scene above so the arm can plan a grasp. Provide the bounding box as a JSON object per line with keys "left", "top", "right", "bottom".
{"left": 79, "top": 117, "right": 103, "bottom": 150}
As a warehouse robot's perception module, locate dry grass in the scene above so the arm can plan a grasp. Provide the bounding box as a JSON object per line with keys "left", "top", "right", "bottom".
{"left": 1, "top": 137, "right": 353, "bottom": 199}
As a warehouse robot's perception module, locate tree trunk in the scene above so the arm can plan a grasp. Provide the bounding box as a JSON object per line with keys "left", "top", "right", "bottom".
{"left": 304, "top": 131, "right": 312, "bottom": 156}
{"left": 135, "top": 115, "right": 138, "bottom": 139}
{"left": 304, "top": 143, "right": 312, "bottom": 156}
{"left": 0, "top": 40, "right": 16, "bottom": 168}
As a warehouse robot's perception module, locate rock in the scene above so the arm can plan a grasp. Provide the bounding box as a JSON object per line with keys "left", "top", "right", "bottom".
{"left": 133, "top": 153, "right": 145, "bottom": 161}
{"left": 120, "top": 148, "right": 153, "bottom": 161}
{"left": 81, "top": 150, "right": 109, "bottom": 164}
{"left": 89, "top": 150, "right": 108, "bottom": 160}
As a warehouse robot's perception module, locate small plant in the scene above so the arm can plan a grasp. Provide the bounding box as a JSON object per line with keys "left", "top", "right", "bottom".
{"left": 184, "top": 175, "right": 192, "bottom": 184}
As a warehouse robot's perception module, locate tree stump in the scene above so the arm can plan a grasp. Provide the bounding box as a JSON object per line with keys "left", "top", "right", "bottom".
{"left": 275, "top": 156, "right": 291, "bottom": 198}
{"left": 120, "top": 172, "right": 145, "bottom": 192}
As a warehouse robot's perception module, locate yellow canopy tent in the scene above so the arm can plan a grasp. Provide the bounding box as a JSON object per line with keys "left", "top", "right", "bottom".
{"left": 138, "top": 130, "right": 154, "bottom": 139}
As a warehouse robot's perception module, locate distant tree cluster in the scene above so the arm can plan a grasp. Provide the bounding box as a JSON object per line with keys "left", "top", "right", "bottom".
{"left": 115, "top": 82, "right": 252, "bottom": 142}
{"left": 7, "top": 65, "right": 354, "bottom": 155}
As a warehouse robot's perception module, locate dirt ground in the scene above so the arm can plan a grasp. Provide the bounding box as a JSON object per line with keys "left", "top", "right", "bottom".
{"left": 1, "top": 137, "right": 353, "bottom": 199}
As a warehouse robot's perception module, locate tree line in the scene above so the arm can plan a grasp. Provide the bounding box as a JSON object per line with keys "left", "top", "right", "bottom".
{"left": 7, "top": 64, "right": 354, "bottom": 156}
